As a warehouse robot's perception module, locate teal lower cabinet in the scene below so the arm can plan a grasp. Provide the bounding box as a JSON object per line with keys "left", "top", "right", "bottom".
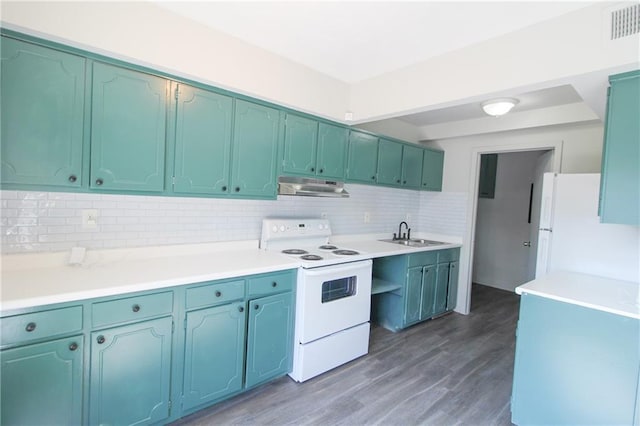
{"left": 511, "top": 294, "right": 640, "bottom": 425}
{"left": 0, "top": 268, "right": 296, "bottom": 424}
{"left": 372, "top": 248, "right": 460, "bottom": 332}
{"left": 245, "top": 292, "right": 294, "bottom": 388}
{"left": 1, "top": 336, "right": 83, "bottom": 425}
{"left": 89, "top": 316, "right": 173, "bottom": 426}
{"left": 182, "top": 302, "right": 246, "bottom": 411}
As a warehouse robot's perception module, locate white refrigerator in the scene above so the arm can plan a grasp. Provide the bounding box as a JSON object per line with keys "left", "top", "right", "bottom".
{"left": 536, "top": 173, "right": 640, "bottom": 283}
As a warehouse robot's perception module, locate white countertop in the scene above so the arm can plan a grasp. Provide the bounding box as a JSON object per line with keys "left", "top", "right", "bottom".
{"left": 1, "top": 235, "right": 461, "bottom": 312}
{"left": 516, "top": 271, "right": 640, "bottom": 320}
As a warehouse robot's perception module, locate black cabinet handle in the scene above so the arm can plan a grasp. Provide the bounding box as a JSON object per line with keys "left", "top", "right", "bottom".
{"left": 132, "top": 304, "right": 140, "bottom": 313}
{"left": 235, "top": 187, "right": 240, "bottom": 192}
{"left": 371, "top": 176, "right": 375, "bottom": 180}
{"left": 319, "top": 169, "right": 324, "bottom": 174}
{"left": 254, "top": 304, "right": 260, "bottom": 310}
{"left": 396, "top": 179, "right": 401, "bottom": 183}
{"left": 68, "top": 175, "right": 77, "bottom": 183}
{"left": 69, "top": 342, "right": 78, "bottom": 351}
{"left": 95, "top": 178, "right": 104, "bottom": 186}
{"left": 25, "top": 322, "right": 36, "bottom": 332}
{"left": 221, "top": 186, "right": 227, "bottom": 192}
{"left": 272, "top": 282, "right": 277, "bottom": 288}
{"left": 403, "top": 180, "right": 407, "bottom": 184}
{"left": 310, "top": 167, "right": 315, "bottom": 172}
{"left": 97, "top": 335, "right": 105, "bottom": 344}
{"left": 238, "top": 306, "right": 244, "bottom": 313}
{"left": 215, "top": 290, "right": 222, "bottom": 297}
{"left": 423, "top": 182, "right": 427, "bottom": 186}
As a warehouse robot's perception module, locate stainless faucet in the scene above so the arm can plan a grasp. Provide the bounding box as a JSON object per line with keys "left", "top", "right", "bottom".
{"left": 394, "top": 221, "right": 411, "bottom": 240}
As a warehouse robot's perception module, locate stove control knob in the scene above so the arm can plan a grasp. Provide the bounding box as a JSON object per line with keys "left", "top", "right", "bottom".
{"left": 279, "top": 225, "right": 286, "bottom": 232}
{"left": 272, "top": 225, "right": 278, "bottom": 233}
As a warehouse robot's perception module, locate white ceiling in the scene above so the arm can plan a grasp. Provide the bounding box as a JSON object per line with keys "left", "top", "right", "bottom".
{"left": 155, "top": 1, "right": 593, "bottom": 84}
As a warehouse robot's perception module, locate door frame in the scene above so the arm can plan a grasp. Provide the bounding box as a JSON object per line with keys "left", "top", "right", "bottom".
{"left": 459, "top": 140, "right": 563, "bottom": 314}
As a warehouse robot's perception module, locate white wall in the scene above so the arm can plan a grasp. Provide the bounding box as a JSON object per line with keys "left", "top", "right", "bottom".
{"left": 0, "top": 1, "right": 350, "bottom": 122}
{"left": 349, "top": 2, "right": 640, "bottom": 122}
{"left": 473, "top": 151, "right": 544, "bottom": 291}
{"left": 355, "top": 119, "right": 422, "bottom": 144}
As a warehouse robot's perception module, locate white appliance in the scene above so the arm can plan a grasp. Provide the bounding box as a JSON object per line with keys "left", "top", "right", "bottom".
{"left": 536, "top": 173, "right": 640, "bottom": 282}
{"left": 260, "top": 218, "right": 372, "bottom": 382}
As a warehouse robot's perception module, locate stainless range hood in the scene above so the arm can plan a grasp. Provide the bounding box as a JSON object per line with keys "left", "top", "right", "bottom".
{"left": 278, "top": 176, "right": 349, "bottom": 198}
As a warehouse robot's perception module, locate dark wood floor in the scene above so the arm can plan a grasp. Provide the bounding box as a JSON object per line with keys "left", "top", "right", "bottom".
{"left": 173, "top": 284, "right": 520, "bottom": 425}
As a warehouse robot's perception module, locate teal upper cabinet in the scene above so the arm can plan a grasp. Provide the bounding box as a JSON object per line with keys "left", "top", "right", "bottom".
{"left": 230, "top": 99, "right": 281, "bottom": 198}
{"left": 90, "top": 62, "right": 168, "bottom": 192}
{"left": 599, "top": 70, "right": 640, "bottom": 225}
{"left": 422, "top": 149, "right": 444, "bottom": 191}
{"left": 316, "top": 123, "right": 348, "bottom": 179}
{"left": 402, "top": 144, "right": 423, "bottom": 189}
{"left": 173, "top": 83, "right": 233, "bottom": 195}
{"left": 282, "top": 116, "right": 347, "bottom": 180}
{"left": 1, "top": 37, "right": 85, "bottom": 188}
{"left": 377, "top": 139, "right": 403, "bottom": 186}
{"left": 282, "top": 113, "right": 318, "bottom": 176}
{"left": 347, "top": 130, "right": 378, "bottom": 184}
{"left": 478, "top": 153, "right": 498, "bottom": 198}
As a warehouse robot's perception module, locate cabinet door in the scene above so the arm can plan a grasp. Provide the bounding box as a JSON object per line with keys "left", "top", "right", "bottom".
{"left": 404, "top": 267, "right": 423, "bottom": 326}
{"left": 90, "top": 62, "right": 168, "bottom": 192}
{"left": 419, "top": 265, "right": 436, "bottom": 320}
{"left": 1, "top": 37, "right": 85, "bottom": 188}
{"left": 282, "top": 114, "right": 317, "bottom": 176}
{"left": 182, "top": 303, "right": 245, "bottom": 411}
{"left": 173, "top": 83, "right": 233, "bottom": 195}
{"left": 246, "top": 292, "right": 294, "bottom": 388}
{"left": 90, "top": 317, "right": 172, "bottom": 425}
{"left": 376, "top": 139, "right": 403, "bottom": 186}
{"left": 422, "top": 149, "right": 444, "bottom": 191}
{"left": 599, "top": 71, "right": 640, "bottom": 225}
{"left": 316, "top": 123, "right": 348, "bottom": 179}
{"left": 347, "top": 131, "right": 378, "bottom": 184}
{"left": 478, "top": 154, "right": 497, "bottom": 198}
{"left": 230, "top": 99, "right": 281, "bottom": 198}
{"left": 1, "top": 336, "right": 83, "bottom": 426}
{"left": 446, "top": 261, "right": 459, "bottom": 311}
{"left": 434, "top": 263, "right": 450, "bottom": 315}
{"left": 402, "top": 145, "right": 423, "bottom": 188}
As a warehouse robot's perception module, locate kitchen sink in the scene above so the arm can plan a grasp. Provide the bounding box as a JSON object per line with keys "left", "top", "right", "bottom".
{"left": 378, "top": 238, "right": 446, "bottom": 247}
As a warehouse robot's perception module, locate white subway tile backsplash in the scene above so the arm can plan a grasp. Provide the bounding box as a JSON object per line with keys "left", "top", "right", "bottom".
{"left": 1, "top": 186, "right": 468, "bottom": 253}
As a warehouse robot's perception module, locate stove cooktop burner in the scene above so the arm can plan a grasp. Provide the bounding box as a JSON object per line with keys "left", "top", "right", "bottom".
{"left": 332, "top": 249, "right": 359, "bottom": 256}
{"left": 282, "top": 249, "right": 308, "bottom": 255}
{"left": 301, "top": 254, "right": 324, "bottom": 261}
{"left": 319, "top": 245, "right": 338, "bottom": 250}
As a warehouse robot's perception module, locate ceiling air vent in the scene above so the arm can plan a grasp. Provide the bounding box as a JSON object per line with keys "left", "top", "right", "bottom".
{"left": 610, "top": 4, "right": 639, "bottom": 40}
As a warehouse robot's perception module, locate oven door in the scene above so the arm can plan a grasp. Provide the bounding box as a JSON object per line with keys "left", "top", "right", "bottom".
{"left": 296, "top": 259, "right": 372, "bottom": 344}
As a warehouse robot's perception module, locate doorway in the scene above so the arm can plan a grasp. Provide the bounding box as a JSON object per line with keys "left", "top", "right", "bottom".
{"left": 472, "top": 150, "right": 553, "bottom": 292}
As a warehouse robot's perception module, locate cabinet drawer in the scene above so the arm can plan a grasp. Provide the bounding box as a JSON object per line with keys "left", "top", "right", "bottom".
{"left": 407, "top": 251, "right": 438, "bottom": 268}
{"left": 92, "top": 292, "right": 173, "bottom": 328}
{"left": 247, "top": 271, "right": 294, "bottom": 298}
{"left": 438, "top": 248, "right": 460, "bottom": 263}
{"left": 1, "top": 306, "right": 83, "bottom": 346}
{"left": 186, "top": 280, "right": 245, "bottom": 310}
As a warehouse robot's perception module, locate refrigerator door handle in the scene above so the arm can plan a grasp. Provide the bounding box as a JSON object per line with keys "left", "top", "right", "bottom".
{"left": 539, "top": 228, "right": 553, "bottom": 232}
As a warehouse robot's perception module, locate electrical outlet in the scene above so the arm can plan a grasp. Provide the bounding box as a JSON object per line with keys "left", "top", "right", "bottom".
{"left": 364, "top": 212, "right": 371, "bottom": 223}
{"left": 82, "top": 209, "right": 98, "bottom": 229}
{"left": 321, "top": 212, "right": 328, "bottom": 219}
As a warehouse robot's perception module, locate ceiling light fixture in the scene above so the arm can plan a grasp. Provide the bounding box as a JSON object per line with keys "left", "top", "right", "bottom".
{"left": 481, "top": 98, "right": 519, "bottom": 117}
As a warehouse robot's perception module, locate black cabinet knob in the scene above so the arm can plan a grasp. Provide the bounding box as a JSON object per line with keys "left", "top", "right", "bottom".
{"left": 97, "top": 335, "right": 105, "bottom": 344}
{"left": 69, "top": 342, "right": 78, "bottom": 351}
{"left": 238, "top": 306, "right": 244, "bottom": 313}
{"left": 95, "top": 178, "right": 104, "bottom": 186}
{"left": 254, "top": 304, "right": 260, "bottom": 310}
{"left": 215, "top": 290, "right": 222, "bottom": 297}
{"left": 310, "top": 167, "right": 315, "bottom": 172}
{"left": 319, "top": 169, "right": 324, "bottom": 174}
{"left": 25, "top": 322, "right": 36, "bottom": 332}
{"left": 423, "top": 182, "right": 427, "bottom": 186}
{"left": 68, "top": 175, "right": 77, "bottom": 183}
{"left": 132, "top": 304, "right": 140, "bottom": 313}
{"left": 371, "top": 176, "right": 375, "bottom": 180}
{"left": 222, "top": 186, "right": 227, "bottom": 192}
{"left": 403, "top": 180, "right": 407, "bottom": 184}
{"left": 397, "top": 179, "right": 401, "bottom": 183}
{"left": 235, "top": 187, "right": 240, "bottom": 192}
{"left": 272, "top": 282, "right": 277, "bottom": 288}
